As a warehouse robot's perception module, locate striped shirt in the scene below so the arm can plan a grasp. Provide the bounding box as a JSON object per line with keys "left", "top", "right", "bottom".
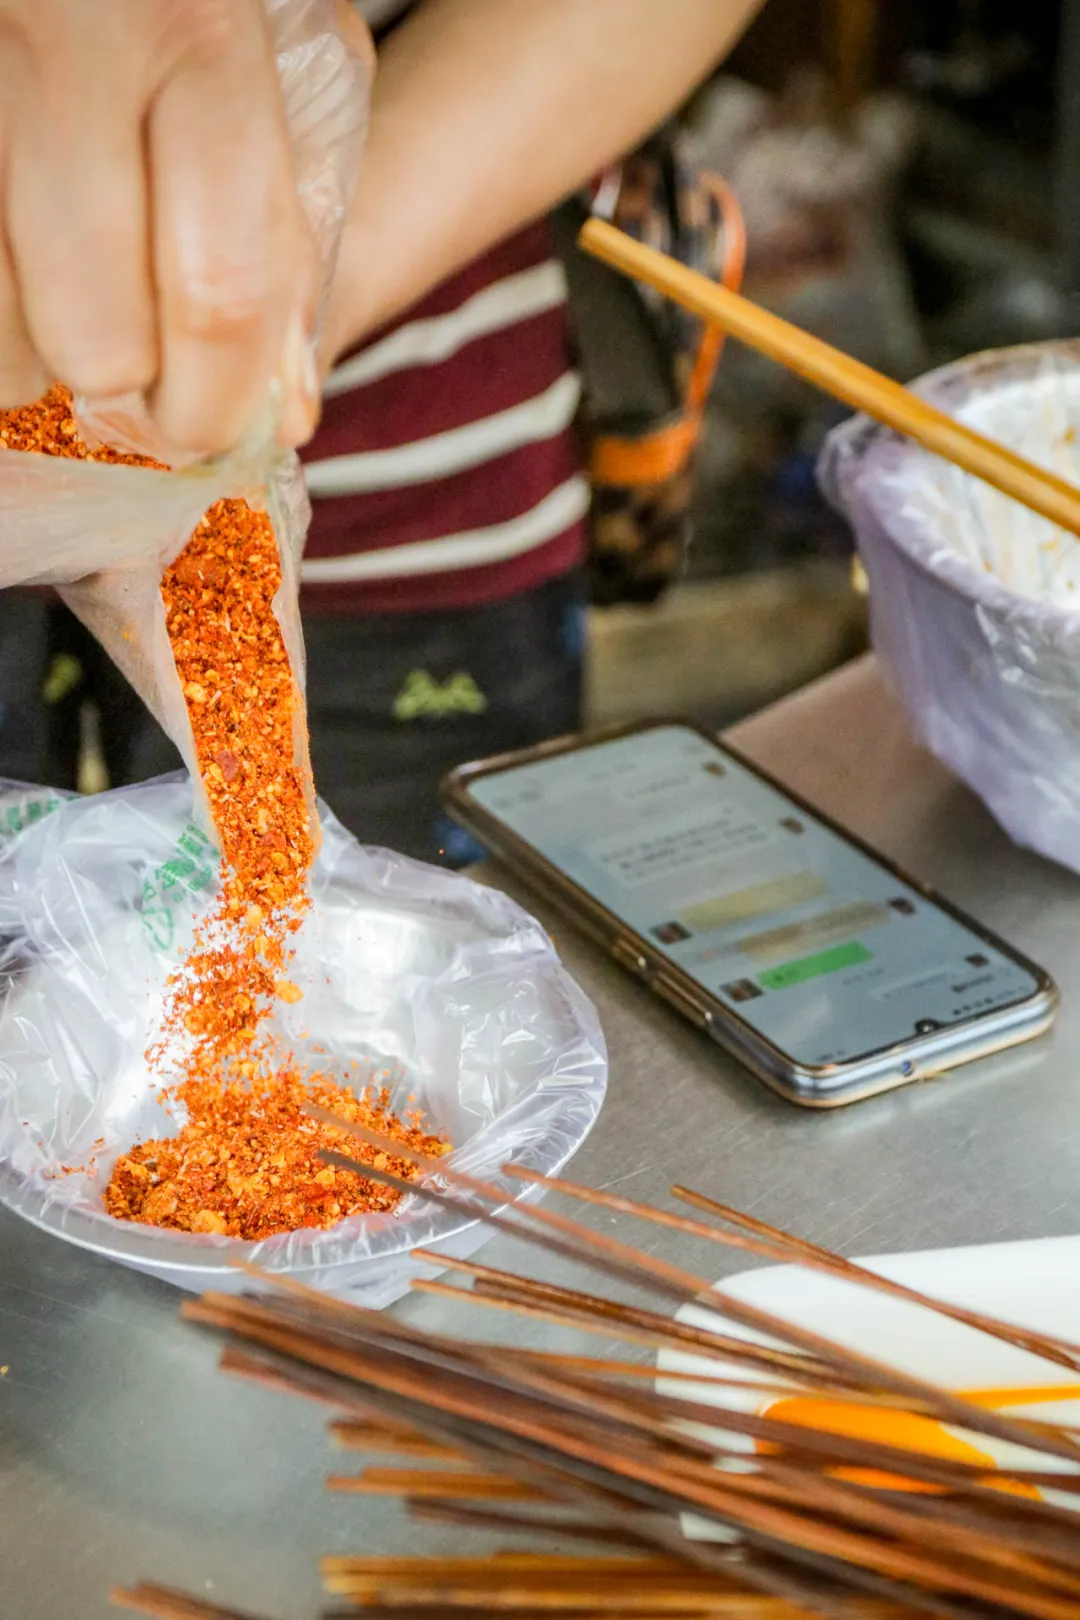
{"left": 299, "top": 217, "right": 587, "bottom": 615}
{"left": 299, "top": 2, "right": 587, "bottom": 612}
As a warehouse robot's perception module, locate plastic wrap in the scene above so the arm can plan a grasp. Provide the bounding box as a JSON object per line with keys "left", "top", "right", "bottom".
{"left": 0, "top": 0, "right": 366, "bottom": 811}
{"left": 0, "top": 779, "right": 608, "bottom": 1306}
{"left": 819, "top": 340, "right": 1080, "bottom": 874}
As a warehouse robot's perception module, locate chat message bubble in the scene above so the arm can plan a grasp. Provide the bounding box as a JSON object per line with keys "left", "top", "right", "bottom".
{"left": 586, "top": 807, "right": 773, "bottom": 889}
{"left": 737, "top": 901, "right": 891, "bottom": 965}
{"left": 679, "top": 871, "right": 829, "bottom": 935}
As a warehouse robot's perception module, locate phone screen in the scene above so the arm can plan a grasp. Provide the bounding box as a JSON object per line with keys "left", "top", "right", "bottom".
{"left": 466, "top": 725, "right": 1041, "bottom": 1066}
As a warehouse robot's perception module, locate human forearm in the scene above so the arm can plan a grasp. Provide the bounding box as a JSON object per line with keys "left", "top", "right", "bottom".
{"left": 323, "top": 0, "right": 764, "bottom": 361}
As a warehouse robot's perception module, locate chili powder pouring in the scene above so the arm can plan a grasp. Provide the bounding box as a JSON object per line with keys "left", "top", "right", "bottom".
{"left": 0, "top": 386, "right": 446, "bottom": 1241}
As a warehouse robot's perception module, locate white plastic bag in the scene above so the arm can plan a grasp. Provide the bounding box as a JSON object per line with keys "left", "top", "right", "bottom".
{"left": 0, "top": 0, "right": 366, "bottom": 802}
{"left": 0, "top": 778, "right": 608, "bottom": 1305}
{"left": 819, "top": 340, "right": 1080, "bottom": 873}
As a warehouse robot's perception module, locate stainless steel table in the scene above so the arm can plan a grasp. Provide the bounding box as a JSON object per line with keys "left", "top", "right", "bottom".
{"left": 4, "top": 654, "right": 1080, "bottom": 1619}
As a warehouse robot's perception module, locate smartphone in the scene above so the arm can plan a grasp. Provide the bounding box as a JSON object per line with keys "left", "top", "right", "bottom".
{"left": 442, "top": 720, "right": 1057, "bottom": 1108}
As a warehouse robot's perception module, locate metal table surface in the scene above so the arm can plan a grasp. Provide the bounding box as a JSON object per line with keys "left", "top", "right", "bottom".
{"left": 4, "top": 654, "right": 1080, "bottom": 1618}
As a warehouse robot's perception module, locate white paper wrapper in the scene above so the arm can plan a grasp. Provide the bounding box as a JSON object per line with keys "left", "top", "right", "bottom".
{"left": 0, "top": 780, "right": 608, "bottom": 1306}
{"left": 819, "top": 340, "right": 1080, "bottom": 873}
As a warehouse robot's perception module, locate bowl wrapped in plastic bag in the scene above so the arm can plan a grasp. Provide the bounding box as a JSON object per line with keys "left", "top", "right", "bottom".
{"left": 819, "top": 340, "right": 1080, "bottom": 874}
{"left": 0, "top": 779, "right": 607, "bottom": 1307}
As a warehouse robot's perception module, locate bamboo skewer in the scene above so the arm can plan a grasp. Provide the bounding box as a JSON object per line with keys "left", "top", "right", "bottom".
{"left": 327, "top": 1467, "right": 545, "bottom": 1500}
{"left": 315, "top": 1125, "right": 1080, "bottom": 1471}
{"left": 319, "top": 1383, "right": 1080, "bottom": 1592}
{"left": 110, "top": 1589, "right": 267, "bottom": 1620}
{"left": 112, "top": 1154, "right": 1080, "bottom": 1620}
{"left": 671, "top": 1187, "right": 1080, "bottom": 1376}
{"left": 577, "top": 216, "right": 1080, "bottom": 538}
{"left": 330, "top": 1417, "right": 465, "bottom": 1459}
{"left": 187, "top": 1276, "right": 1080, "bottom": 1607}
{"left": 228, "top": 1130, "right": 1080, "bottom": 1514}
{"left": 506, "top": 1167, "right": 1080, "bottom": 1381}
{"left": 406, "top": 1498, "right": 657, "bottom": 1549}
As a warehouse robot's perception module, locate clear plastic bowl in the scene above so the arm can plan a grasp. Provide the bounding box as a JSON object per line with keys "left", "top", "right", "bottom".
{"left": 0, "top": 778, "right": 608, "bottom": 1306}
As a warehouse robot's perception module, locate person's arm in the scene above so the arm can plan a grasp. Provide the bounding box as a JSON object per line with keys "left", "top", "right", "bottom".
{"left": 322, "top": 0, "right": 764, "bottom": 364}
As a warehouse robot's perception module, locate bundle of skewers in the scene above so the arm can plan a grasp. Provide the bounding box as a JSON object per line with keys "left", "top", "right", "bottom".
{"left": 111, "top": 1109, "right": 1080, "bottom": 1620}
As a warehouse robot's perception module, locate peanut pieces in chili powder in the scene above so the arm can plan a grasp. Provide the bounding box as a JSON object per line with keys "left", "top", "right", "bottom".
{"left": 0, "top": 387, "right": 449, "bottom": 1239}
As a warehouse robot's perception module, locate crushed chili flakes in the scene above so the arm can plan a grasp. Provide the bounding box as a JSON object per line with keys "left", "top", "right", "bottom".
{"left": 2, "top": 387, "right": 449, "bottom": 1238}
{"left": 149, "top": 489, "right": 317, "bottom": 1082}
{"left": 0, "top": 382, "right": 165, "bottom": 466}
{"left": 104, "top": 1073, "right": 449, "bottom": 1241}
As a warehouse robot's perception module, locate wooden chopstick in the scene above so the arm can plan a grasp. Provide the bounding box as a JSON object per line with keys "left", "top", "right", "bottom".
{"left": 578, "top": 216, "right": 1080, "bottom": 539}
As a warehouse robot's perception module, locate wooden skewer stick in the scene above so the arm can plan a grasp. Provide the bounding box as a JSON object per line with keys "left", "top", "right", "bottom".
{"left": 186, "top": 1289, "right": 1080, "bottom": 1614}
{"left": 670, "top": 1184, "right": 1080, "bottom": 1378}
{"left": 321, "top": 1603, "right": 849, "bottom": 1620}
{"left": 320, "top": 1576, "right": 841, "bottom": 1614}
{"left": 110, "top": 1588, "right": 268, "bottom": 1620}
{"left": 329, "top": 1417, "right": 464, "bottom": 1459}
{"left": 578, "top": 217, "right": 1080, "bottom": 538}
{"left": 315, "top": 1121, "right": 1061, "bottom": 1462}
{"left": 140, "top": 1200, "right": 1080, "bottom": 1620}
{"left": 406, "top": 1498, "right": 653, "bottom": 1541}
{"left": 505, "top": 1167, "right": 1080, "bottom": 1382}
{"left": 326, "top": 1467, "right": 545, "bottom": 1500}
{"left": 309, "top": 1124, "right": 1080, "bottom": 1480}
{"left": 321, "top": 1556, "right": 686, "bottom": 1575}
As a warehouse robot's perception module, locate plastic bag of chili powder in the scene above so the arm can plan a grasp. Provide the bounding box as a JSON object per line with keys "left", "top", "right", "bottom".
{"left": 0, "top": 0, "right": 367, "bottom": 831}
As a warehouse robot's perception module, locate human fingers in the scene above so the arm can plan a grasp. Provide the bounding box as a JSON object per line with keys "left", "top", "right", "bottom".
{"left": 147, "top": 0, "right": 315, "bottom": 454}
{"left": 0, "top": 209, "right": 49, "bottom": 407}
{"left": 3, "top": 4, "right": 156, "bottom": 402}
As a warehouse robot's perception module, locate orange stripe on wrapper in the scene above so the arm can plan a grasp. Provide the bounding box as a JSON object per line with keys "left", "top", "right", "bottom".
{"left": 759, "top": 1396, "right": 1036, "bottom": 1498}
{"left": 756, "top": 1383, "right": 1080, "bottom": 1500}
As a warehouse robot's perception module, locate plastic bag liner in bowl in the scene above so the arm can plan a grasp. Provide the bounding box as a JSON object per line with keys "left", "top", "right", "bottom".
{"left": 0, "top": 777, "right": 607, "bottom": 1307}
{"left": 819, "top": 339, "right": 1080, "bottom": 875}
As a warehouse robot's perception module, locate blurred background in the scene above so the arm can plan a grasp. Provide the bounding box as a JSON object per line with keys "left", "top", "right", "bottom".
{"left": 57, "top": 0, "right": 1073, "bottom": 795}
{"left": 587, "top": 0, "right": 1073, "bottom": 734}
